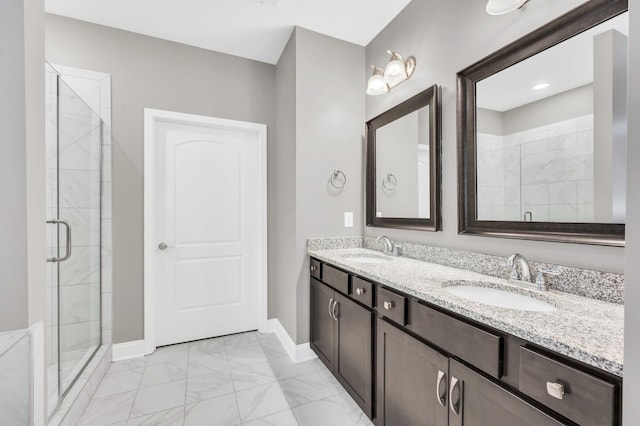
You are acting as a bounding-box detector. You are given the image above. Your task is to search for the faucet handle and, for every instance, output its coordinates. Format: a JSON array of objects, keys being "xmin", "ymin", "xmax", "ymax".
[
  {"xmin": 392, "ymin": 243, "xmax": 402, "ymax": 256},
  {"xmin": 535, "ymin": 267, "xmax": 560, "ymax": 291}
]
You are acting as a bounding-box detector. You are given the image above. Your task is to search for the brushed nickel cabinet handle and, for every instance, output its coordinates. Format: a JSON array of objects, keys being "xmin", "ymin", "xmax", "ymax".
[
  {"xmin": 310, "ymin": 265, "xmax": 317, "ymax": 272},
  {"xmin": 332, "ymin": 300, "xmax": 339, "ymax": 321},
  {"xmin": 546, "ymin": 382, "xmax": 565, "ymax": 400},
  {"xmin": 436, "ymin": 370, "xmax": 447, "ymax": 407},
  {"xmin": 328, "ymin": 298, "xmax": 335, "ymax": 320},
  {"xmin": 449, "ymin": 376, "xmax": 460, "ymax": 415},
  {"xmin": 356, "ymin": 287, "xmax": 366, "ymax": 296},
  {"xmin": 383, "ymin": 300, "xmax": 395, "ymax": 310}
]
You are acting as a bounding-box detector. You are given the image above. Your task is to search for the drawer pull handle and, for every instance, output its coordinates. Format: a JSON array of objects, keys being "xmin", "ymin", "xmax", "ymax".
[
  {"xmin": 356, "ymin": 287, "xmax": 366, "ymax": 296},
  {"xmin": 546, "ymin": 382, "xmax": 564, "ymax": 400},
  {"xmin": 436, "ymin": 370, "xmax": 447, "ymax": 407},
  {"xmin": 310, "ymin": 265, "xmax": 317, "ymax": 272},
  {"xmin": 383, "ymin": 300, "xmax": 395, "ymax": 310},
  {"xmin": 449, "ymin": 376, "xmax": 460, "ymax": 415},
  {"xmin": 332, "ymin": 300, "xmax": 339, "ymax": 321}
]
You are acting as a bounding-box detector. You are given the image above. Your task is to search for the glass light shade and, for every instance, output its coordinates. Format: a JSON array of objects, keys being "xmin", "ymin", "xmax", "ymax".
[
  {"xmin": 384, "ymin": 59, "xmax": 407, "ymax": 85},
  {"xmin": 485, "ymin": 0, "xmax": 528, "ymax": 15},
  {"xmin": 367, "ymin": 74, "xmax": 388, "ymax": 96}
]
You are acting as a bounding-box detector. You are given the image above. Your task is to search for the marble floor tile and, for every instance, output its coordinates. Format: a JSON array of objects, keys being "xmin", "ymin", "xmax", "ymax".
[
  {"xmin": 188, "ymin": 352, "xmax": 230, "ymax": 377},
  {"xmin": 184, "ymin": 393, "xmax": 241, "ymax": 426},
  {"xmin": 243, "ymin": 409, "xmax": 299, "ymax": 426},
  {"xmin": 129, "ymin": 380, "xmax": 186, "ymax": 418},
  {"xmin": 147, "ymin": 343, "xmax": 189, "ymax": 366},
  {"xmin": 78, "ymin": 390, "xmax": 136, "ymax": 426},
  {"xmin": 106, "ymin": 358, "xmax": 148, "ymax": 375},
  {"xmin": 186, "ymin": 370, "xmax": 235, "ymax": 404},
  {"xmin": 227, "ymin": 345, "xmax": 269, "ymax": 368},
  {"xmin": 224, "ymin": 331, "xmax": 259, "ymax": 350},
  {"xmin": 292, "ymin": 397, "xmax": 359, "ymax": 426},
  {"xmin": 82, "ymin": 332, "xmax": 373, "ymax": 426},
  {"xmin": 126, "ymin": 406, "xmax": 184, "ymax": 426},
  {"xmin": 236, "ymin": 381, "xmax": 290, "ymax": 423},
  {"xmin": 279, "ymin": 371, "xmax": 334, "ymax": 407},
  {"xmin": 230, "ymin": 360, "xmax": 277, "ymax": 391},
  {"xmin": 140, "ymin": 358, "xmax": 188, "ymax": 388},
  {"xmin": 189, "ymin": 337, "xmax": 226, "ymax": 358},
  {"xmin": 93, "ymin": 370, "xmax": 143, "ymax": 398}
]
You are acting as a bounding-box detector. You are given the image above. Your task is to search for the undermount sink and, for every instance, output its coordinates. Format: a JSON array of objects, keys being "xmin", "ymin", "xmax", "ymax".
[
  {"xmin": 444, "ymin": 285, "xmax": 557, "ymax": 312},
  {"xmin": 341, "ymin": 254, "xmax": 393, "ymax": 264}
]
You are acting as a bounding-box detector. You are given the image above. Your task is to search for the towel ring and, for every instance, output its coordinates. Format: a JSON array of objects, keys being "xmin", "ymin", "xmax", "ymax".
[
  {"xmin": 330, "ymin": 169, "xmax": 347, "ymax": 189},
  {"xmin": 382, "ymin": 173, "xmax": 397, "ymax": 191}
]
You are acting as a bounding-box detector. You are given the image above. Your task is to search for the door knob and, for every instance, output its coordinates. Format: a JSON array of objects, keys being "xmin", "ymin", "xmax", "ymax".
[{"xmin": 158, "ymin": 242, "xmax": 175, "ymax": 250}]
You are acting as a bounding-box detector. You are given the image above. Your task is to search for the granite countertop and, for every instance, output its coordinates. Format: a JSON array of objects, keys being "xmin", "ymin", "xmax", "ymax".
[{"xmin": 308, "ymin": 247, "xmax": 624, "ymax": 377}]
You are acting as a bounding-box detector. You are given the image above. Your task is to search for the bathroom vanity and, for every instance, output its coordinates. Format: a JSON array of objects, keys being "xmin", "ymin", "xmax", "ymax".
[{"xmin": 308, "ymin": 246, "xmax": 623, "ymax": 426}]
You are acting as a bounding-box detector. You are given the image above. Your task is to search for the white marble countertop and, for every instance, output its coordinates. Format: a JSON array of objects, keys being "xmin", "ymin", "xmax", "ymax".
[{"xmin": 308, "ymin": 248, "xmax": 624, "ymax": 377}]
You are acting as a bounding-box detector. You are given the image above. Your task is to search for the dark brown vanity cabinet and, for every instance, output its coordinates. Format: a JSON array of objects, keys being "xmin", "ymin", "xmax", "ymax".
[
  {"xmin": 376, "ymin": 318, "xmax": 448, "ymax": 426},
  {"xmin": 310, "ymin": 277, "xmax": 373, "ymax": 417},
  {"xmin": 310, "ymin": 259, "xmax": 621, "ymax": 426}
]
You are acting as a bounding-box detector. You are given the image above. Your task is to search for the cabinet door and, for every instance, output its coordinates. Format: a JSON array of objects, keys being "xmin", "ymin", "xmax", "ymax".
[
  {"xmin": 310, "ymin": 278, "xmax": 336, "ymax": 368},
  {"xmin": 334, "ymin": 293, "xmax": 373, "ymax": 418},
  {"xmin": 376, "ymin": 318, "xmax": 448, "ymax": 426},
  {"xmin": 448, "ymin": 359, "xmax": 566, "ymax": 426}
]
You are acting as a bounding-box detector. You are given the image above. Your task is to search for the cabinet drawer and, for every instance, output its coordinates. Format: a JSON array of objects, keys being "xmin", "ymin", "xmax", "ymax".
[
  {"xmin": 519, "ymin": 346, "xmax": 616, "ymax": 426},
  {"xmin": 377, "ymin": 287, "xmax": 407, "ymax": 325},
  {"xmin": 310, "ymin": 258, "xmax": 321, "ymax": 280},
  {"xmin": 350, "ymin": 277, "xmax": 373, "ymax": 308},
  {"xmin": 322, "ymin": 264, "xmax": 349, "ymax": 295},
  {"xmin": 407, "ymin": 300, "xmax": 503, "ymax": 378}
]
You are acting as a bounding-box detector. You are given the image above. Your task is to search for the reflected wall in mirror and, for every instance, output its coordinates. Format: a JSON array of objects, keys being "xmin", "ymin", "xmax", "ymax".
[
  {"xmin": 367, "ymin": 85, "xmax": 441, "ymax": 231},
  {"xmin": 458, "ymin": 0, "xmax": 626, "ymax": 245}
]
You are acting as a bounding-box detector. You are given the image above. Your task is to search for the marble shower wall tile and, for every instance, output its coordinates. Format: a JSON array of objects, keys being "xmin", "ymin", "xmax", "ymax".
[{"xmin": 0, "ymin": 330, "xmax": 30, "ymax": 426}]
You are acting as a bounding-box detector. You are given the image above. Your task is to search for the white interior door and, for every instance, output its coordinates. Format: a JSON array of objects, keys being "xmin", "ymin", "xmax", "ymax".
[{"xmin": 151, "ymin": 112, "xmax": 265, "ymax": 347}]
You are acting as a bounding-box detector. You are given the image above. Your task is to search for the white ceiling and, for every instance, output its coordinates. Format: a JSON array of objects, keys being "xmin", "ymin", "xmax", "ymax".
[
  {"xmin": 45, "ymin": 0, "xmax": 412, "ymax": 65},
  {"xmin": 477, "ymin": 12, "xmax": 629, "ymax": 112}
]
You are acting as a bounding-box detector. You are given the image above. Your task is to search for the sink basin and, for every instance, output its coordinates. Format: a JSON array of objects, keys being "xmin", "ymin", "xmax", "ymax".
[
  {"xmin": 444, "ymin": 285, "xmax": 556, "ymax": 312},
  {"xmin": 341, "ymin": 254, "xmax": 393, "ymax": 264}
]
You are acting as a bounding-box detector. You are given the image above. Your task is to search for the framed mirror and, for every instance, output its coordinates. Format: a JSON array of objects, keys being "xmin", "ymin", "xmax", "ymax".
[
  {"xmin": 366, "ymin": 85, "xmax": 441, "ymax": 231},
  {"xmin": 457, "ymin": 0, "xmax": 627, "ymax": 246}
]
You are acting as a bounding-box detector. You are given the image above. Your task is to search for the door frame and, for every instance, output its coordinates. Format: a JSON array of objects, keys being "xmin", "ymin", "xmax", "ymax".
[{"xmin": 143, "ymin": 108, "xmax": 268, "ymax": 355}]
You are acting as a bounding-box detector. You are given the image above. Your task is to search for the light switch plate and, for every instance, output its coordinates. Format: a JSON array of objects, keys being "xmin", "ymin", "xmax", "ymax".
[{"xmin": 344, "ymin": 212, "xmax": 354, "ymax": 228}]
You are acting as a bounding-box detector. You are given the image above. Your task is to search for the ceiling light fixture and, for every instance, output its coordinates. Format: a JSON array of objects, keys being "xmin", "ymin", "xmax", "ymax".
[
  {"xmin": 531, "ymin": 82, "xmax": 550, "ymax": 91},
  {"xmin": 366, "ymin": 50, "xmax": 416, "ymax": 96},
  {"xmin": 486, "ymin": 0, "xmax": 530, "ymax": 15}
]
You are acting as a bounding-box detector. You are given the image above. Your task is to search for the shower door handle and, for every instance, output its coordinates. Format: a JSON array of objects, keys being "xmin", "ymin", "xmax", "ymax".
[{"xmin": 46, "ymin": 220, "xmax": 72, "ymax": 262}]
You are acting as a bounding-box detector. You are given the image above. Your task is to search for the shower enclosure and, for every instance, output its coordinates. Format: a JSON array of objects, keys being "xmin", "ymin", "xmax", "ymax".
[{"xmin": 45, "ymin": 63, "xmax": 102, "ymax": 414}]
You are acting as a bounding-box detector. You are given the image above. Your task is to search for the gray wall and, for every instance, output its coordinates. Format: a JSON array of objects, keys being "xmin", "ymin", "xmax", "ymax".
[
  {"xmin": 271, "ymin": 32, "xmax": 298, "ymax": 339},
  {"xmin": 624, "ymin": 0, "xmax": 639, "ymax": 423},
  {"xmin": 294, "ymin": 28, "xmax": 365, "ymax": 342},
  {"xmin": 0, "ymin": 0, "xmax": 45, "ymax": 332},
  {"xmin": 45, "ymin": 14, "xmax": 276, "ymax": 343},
  {"xmin": 269, "ymin": 27, "xmax": 365, "ymax": 343},
  {"xmin": 503, "ymin": 84, "xmax": 593, "ymax": 134},
  {"xmin": 365, "ymin": 0, "xmax": 625, "ymax": 274}
]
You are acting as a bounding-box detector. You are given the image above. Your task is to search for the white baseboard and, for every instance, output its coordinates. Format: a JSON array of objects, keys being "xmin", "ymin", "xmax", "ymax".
[
  {"xmin": 264, "ymin": 319, "xmax": 317, "ymax": 364},
  {"xmin": 112, "ymin": 340, "xmax": 146, "ymax": 361}
]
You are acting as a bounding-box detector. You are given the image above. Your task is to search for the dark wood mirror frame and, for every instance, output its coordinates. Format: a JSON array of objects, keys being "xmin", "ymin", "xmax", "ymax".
[
  {"xmin": 457, "ymin": 0, "xmax": 627, "ymax": 246},
  {"xmin": 366, "ymin": 85, "xmax": 442, "ymax": 231}
]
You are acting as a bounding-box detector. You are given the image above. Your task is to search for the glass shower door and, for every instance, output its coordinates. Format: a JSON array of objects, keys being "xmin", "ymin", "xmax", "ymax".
[{"xmin": 46, "ymin": 70, "xmax": 102, "ymax": 407}]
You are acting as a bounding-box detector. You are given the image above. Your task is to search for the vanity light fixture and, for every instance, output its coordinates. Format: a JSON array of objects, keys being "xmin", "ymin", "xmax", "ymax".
[
  {"xmin": 366, "ymin": 50, "xmax": 416, "ymax": 96},
  {"xmin": 486, "ymin": 0, "xmax": 530, "ymax": 15},
  {"xmin": 531, "ymin": 82, "xmax": 550, "ymax": 91}
]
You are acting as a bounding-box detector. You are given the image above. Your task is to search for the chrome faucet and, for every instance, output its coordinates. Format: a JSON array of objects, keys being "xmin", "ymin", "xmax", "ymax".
[
  {"xmin": 376, "ymin": 235, "xmax": 393, "ymax": 253},
  {"xmin": 506, "ymin": 253, "xmax": 532, "ymax": 283}
]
